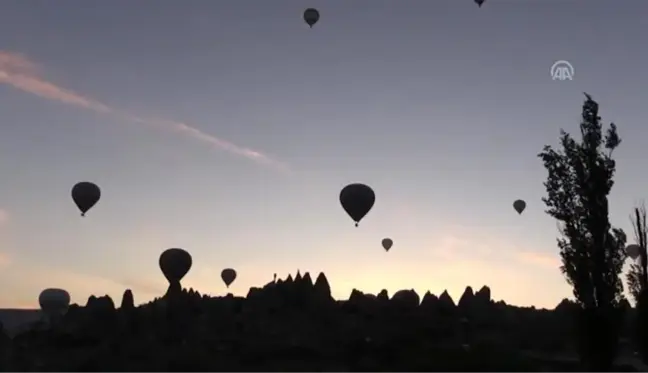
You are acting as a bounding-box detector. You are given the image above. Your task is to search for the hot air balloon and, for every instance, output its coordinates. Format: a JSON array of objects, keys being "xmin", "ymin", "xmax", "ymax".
[
  {"xmin": 475, "ymin": 0, "xmax": 485, "ymax": 7},
  {"xmin": 513, "ymin": 199, "xmax": 526, "ymax": 215},
  {"xmin": 71, "ymin": 182, "xmax": 101, "ymax": 217},
  {"xmin": 340, "ymin": 183, "xmax": 375, "ymax": 227},
  {"xmin": 221, "ymin": 268, "xmax": 237, "ymax": 288},
  {"xmin": 382, "ymin": 238, "xmax": 393, "ymax": 252},
  {"xmin": 626, "ymin": 244, "xmax": 641, "ymax": 260},
  {"xmin": 303, "ymin": 8, "xmax": 319, "ymax": 28},
  {"xmin": 39, "ymin": 288, "xmax": 70, "ymax": 324},
  {"xmin": 159, "ymin": 248, "xmax": 192, "ymax": 284}
]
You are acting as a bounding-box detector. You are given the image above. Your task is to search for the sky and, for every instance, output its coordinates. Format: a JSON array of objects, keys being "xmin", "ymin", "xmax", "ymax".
[{"xmin": 0, "ymin": 0, "xmax": 647, "ymax": 310}]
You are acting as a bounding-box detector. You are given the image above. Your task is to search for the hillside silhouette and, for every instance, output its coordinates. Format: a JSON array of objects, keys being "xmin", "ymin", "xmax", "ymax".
[{"xmin": 0, "ymin": 271, "xmax": 643, "ymax": 371}]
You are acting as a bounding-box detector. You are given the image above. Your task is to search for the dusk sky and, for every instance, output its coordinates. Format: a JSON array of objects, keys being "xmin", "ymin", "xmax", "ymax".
[{"xmin": 1, "ymin": 1, "xmax": 647, "ymax": 309}]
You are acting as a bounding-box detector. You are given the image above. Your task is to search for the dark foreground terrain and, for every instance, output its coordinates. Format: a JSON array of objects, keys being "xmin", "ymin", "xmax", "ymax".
[{"xmin": 0, "ymin": 272, "xmax": 643, "ymax": 371}]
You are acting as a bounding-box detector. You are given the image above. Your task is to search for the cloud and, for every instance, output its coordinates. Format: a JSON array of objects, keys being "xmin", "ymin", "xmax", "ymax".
[
  {"xmin": 0, "ymin": 51, "xmax": 290, "ymax": 172},
  {"xmin": 426, "ymin": 225, "xmax": 562, "ymax": 273},
  {"xmin": 515, "ymin": 251, "xmax": 561, "ymax": 269},
  {"xmin": 1, "ymin": 262, "xmax": 165, "ymax": 308},
  {"xmin": 116, "ymin": 276, "xmax": 166, "ymax": 296},
  {"xmin": 0, "ymin": 252, "xmax": 11, "ymax": 268},
  {"xmin": 0, "ymin": 209, "xmax": 8, "ymax": 226},
  {"xmin": 427, "ymin": 227, "xmax": 505, "ymax": 262}
]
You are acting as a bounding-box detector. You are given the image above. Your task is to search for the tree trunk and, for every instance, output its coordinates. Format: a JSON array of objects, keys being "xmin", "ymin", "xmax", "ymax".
[
  {"xmin": 636, "ymin": 291, "xmax": 648, "ymax": 363},
  {"xmin": 579, "ymin": 307, "xmax": 620, "ymax": 371}
]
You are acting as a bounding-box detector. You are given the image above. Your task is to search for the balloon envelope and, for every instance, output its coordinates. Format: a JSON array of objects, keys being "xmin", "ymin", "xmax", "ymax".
[
  {"xmin": 221, "ymin": 268, "xmax": 237, "ymax": 288},
  {"xmin": 303, "ymin": 8, "xmax": 319, "ymax": 27},
  {"xmin": 475, "ymin": 0, "xmax": 485, "ymax": 7},
  {"xmin": 340, "ymin": 183, "xmax": 375, "ymax": 227},
  {"xmin": 626, "ymin": 244, "xmax": 641, "ymax": 260},
  {"xmin": 513, "ymin": 199, "xmax": 526, "ymax": 214},
  {"xmin": 382, "ymin": 238, "xmax": 393, "ymax": 251},
  {"xmin": 38, "ymin": 288, "xmax": 70, "ymax": 317},
  {"xmin": 71, "ymin": 182, "xmax": 101, "ymax": 216},
  {"xmin": 159, "ymin": 248, "xmax": 192, "ymax": 283}
]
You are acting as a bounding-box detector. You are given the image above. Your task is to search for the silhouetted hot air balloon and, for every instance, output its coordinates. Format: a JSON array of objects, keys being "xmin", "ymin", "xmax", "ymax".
[
  {"xmin": 221, "ymin": 268, "xmax": 237, "ymax": 288},
  {"xmin": 303, "ymin": 8, "xmax": 319, "ymax": 28},
  {"xmin": 340, "ymin": 183, "xmax": 375, "ymax": 227},
  {"xmin": 513, "ymin": 199, "xmax": 526, "ymax": 215},
  {"xmin": 39, "ymin": 288, "xmax": 70, "ymax": 324},
  {"xmin": 71, "ymin": 182, "xmax": 101, "ymax": 217},
  {"xmin": 382, "ymin": 238, "xmax": 393, "ymax": 252},
  {"xmin": 626, "ymin": 244, "xmax": 641, "ymax": 260},
  {"xmin": 475, "ymin": 0, "xmax": 485, "ymax": 7},
  {"xmin": 159, "ymin": 248, "xmax": 192, "ymax": 284}
]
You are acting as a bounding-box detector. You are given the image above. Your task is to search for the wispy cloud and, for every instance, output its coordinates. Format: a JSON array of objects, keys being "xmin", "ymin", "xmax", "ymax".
[
  {"xmin": 0, "ymin": 209, "xmax": 9, "ymax": 226},
  {"xmin": 0, "ymin": 51, "xmax": 290, "ymax": 172},
  {"xmin": 428, "ymin": 225, "xmax": 562, "ymax": 272},
  {"xmin": 515, "ymin": 251, "xmax": 561, "ymax": 269},
  {"xmin": 0, "ymin": 252, "xmax": 11, "ymax": 268},
  {"xmin": 116, "ymin": 276, "xmax": 166, "ymax": 297},
  {"xmin": 1, "ymin": 262, "xmax": 165, "ymax": 308}
]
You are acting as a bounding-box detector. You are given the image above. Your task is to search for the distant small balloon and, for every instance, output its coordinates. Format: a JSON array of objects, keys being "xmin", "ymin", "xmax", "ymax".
[
  {"xmin": 340, "ymin": 183, "xmax": 375, "ymax": 227},
  {"xmin": 382, "ymin": 238, "xmax": 393, "ymax": 252},
  {"xmin": 159, "ymin": 248, "xmax": 192, "ymax": 284},
  {"xmin": 303, "ymin": 8, "xmax": 320, "ymax": 28},
  {"xmin": 221, "ymin": 268, "xmax": 237, "ymax": 288},
  {"xmin": 71, "ymin": 182, "xmax": 101, "ymax": 217},
  {"xmin": 626, "ymin": 244, "xmax": 641, "ymax": 260},
  {"xmin": 475, "ymin": 0, "xmax": 485, "ymax": 7},
  {"xmin": 513, "ymin": 199, "xmax": 526, "ymax": 215}
]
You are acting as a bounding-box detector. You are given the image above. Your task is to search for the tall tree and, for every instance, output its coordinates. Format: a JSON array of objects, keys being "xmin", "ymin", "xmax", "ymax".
[
  {"xmin": 627, "ymin": 204, "xmax": 648, "ymax": 303},
  {"xmin": 627, "ymin": 203, "xmax": 648, "ymax": 362},
  {"xmin": 538, "ymin": 93, "xmax": 626, "ymax": 370}
]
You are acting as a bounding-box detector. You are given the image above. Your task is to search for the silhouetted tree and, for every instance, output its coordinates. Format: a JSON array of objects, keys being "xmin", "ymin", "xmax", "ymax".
[
  {"xmin": 538, "ymin": 93, "xmax": 626, "ymax": 371},
  {"xmin": 627, "ymin": 205, "xmax": 647, "ymax": 302},
  {"xmin": 627, "ymin": 203, "xmax": 648, "ymax": 362}
]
